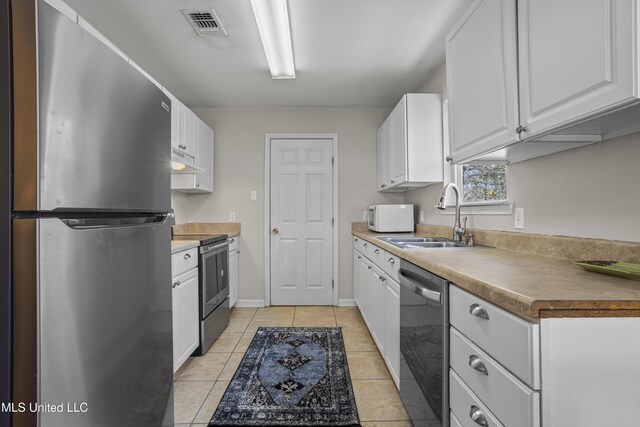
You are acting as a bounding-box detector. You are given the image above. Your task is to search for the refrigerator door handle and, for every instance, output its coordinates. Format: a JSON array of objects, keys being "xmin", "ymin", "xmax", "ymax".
[{"xmin": 60, "ymin": 214, "xmax": 170, "ymax": 229}]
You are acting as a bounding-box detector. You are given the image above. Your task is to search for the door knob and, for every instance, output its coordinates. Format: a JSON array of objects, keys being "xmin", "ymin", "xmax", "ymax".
[{"xmin": 272, "ymin": 227, "xmax": 279, "ymax": 235}]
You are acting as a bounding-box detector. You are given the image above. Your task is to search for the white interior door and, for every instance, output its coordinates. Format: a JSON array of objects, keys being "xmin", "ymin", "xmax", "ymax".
[{"xmin": 270, "ymin": 138, "xmax": 334, "ymax": 305}]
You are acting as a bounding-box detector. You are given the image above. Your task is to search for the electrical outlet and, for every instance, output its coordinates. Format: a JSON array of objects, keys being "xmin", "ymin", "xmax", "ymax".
[
  {"xmin": 250, "ymin": 190, "xmax": 257, "ymax": 201},
  {"xmin": 230, "ymin": 211, "xmax": 236, "ymax": 222},
  {"xmin": 419, "ymin": 210, "xmax": 424, "ymax": 223},
  {"xmin": 514, "ymin": 207, "xmax": 524, "ymax": 229}
]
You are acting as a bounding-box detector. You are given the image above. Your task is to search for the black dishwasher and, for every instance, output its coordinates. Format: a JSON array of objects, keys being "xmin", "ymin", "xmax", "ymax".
[{"xmin": 398, "ymin": 260, "xmax": 449, "ymax": 427}]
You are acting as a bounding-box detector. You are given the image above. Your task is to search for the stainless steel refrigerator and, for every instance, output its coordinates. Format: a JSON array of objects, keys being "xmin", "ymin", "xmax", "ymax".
[{"xmin": 3, "ymin": 1, "xmax": 174, "ymax": 426}]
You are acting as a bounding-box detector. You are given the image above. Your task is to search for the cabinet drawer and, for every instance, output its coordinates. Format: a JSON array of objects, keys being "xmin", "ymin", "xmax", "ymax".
[
  {"xmin": 449, "ymin": 286, "xmax": 540, "ymax": 389},
  {"xmin": 353, "ymin": 236, "xmax": 368, "ymax": 253},
  {"xmin": 450, "ymin": 370, "xmax": 504, "ymax": 427},
  {"xmin": 450, "ymin": 328, "xmax": 540, "ymax": 427},
  {"xmin": 228, "ymin": 236, "xmax": 239, "ymax": 252},
  {"xmin": 366, "ymin": 243, "xmax": 386, "ymax": 265},
  {"xmin": 171, "ymin": 247, "xmax": 198, "ymax": 277},
  {"xmin": 382, "ymin": 252, "xmax": 400, "ymax": 282}
]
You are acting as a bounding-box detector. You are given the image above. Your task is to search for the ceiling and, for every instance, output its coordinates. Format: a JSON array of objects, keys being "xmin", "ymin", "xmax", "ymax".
[{"xmin": 63, "ymin": 0, "xmax": 472, "ymax": 108}]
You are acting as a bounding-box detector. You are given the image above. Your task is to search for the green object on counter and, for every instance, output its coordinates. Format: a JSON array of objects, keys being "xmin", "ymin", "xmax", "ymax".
[{"xmin": 574, "ymin": 261, "xmax": 640, "ymax": 281}]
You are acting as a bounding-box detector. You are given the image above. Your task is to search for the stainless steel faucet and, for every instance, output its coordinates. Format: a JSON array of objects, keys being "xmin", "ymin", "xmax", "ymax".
[{"xmin": 437, "ymin": 183, "xmax": 466, "ymax": 241}]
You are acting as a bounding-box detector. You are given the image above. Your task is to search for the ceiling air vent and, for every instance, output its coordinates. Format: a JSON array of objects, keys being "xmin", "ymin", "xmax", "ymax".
[{"xmin": 182, "ymin": 9, "xmax": 228, "ymax": 37}]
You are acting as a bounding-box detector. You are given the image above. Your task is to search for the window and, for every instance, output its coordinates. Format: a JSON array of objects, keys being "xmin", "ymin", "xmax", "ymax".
[{"xmin": 458, "ymin": 163, "xmax": 507, "ymax": 203}]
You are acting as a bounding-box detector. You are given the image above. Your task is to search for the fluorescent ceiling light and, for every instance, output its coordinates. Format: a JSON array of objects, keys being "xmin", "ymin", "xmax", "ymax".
[{"xmin": 250, "ymin": 0, "xmax": 296, "ymax": 79}]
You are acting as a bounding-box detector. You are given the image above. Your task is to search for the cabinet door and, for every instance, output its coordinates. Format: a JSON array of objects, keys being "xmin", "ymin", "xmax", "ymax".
[
  {"xmin": 376, "ymin": 119, "xmax": 390, "ymax": 191},
  {"xmin": 391, "ymin": 98, "xmax": 407, "ymax": 186},
  {"xmin": 359, "ymin": 257, "xmax": 373, "ymax": 328},
  {"xmin": 163, "ymin": 89, "xmax": 182, "ymax": 152},
  {"xmin": 353, "ymin": 250, "xmax": 361, "ymax": 308},
  {"xmin": 180, "ymin": 107, "xmax": 197, "ymax": 159},
  {"xmin": 229, "ymin": 250, "xmax": 238, "ymax": 308},
  {"xmin": 446, "ymin": 0, "xmax": 519, "ymax": 163},
  {"xmin": 517, "ymin": 0, "xmax": 635, "ymax": 138},
  {"xmin": 384, "ymin": 279, "xmax": 400, "ymax": 387},
  {"xmin": 172, "ymin": 268, "xmax": 199, "ymax": 373},
  {"xmin": 371, "ymin": 266, "xmax": 386, "ymax": 352},
  {"xmin": 195, "ymin": 118, "xmax": 214, "ymax": 192}
]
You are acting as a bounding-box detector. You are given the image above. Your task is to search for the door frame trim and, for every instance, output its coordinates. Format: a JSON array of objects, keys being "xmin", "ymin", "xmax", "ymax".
[{"xmin": 263, "ymin": 133, "xmax": 339, "ymax": 307}]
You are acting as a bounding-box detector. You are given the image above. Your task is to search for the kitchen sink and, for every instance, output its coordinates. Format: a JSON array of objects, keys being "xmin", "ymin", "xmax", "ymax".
[{"xmin": 377, "ymin": 236, "xmax": 486, "ymax": 249}]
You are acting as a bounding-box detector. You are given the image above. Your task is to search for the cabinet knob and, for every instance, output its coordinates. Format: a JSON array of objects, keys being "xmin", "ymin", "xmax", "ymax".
[
  {"xmin": 469, "ymin": 303, "xmax": 490, "ymax": 320},
  {"xmin": 368, "ymin": 266, "xmax": 372, "ymax": 270},
  {"xmin": 469, "ymin": 355, "xmax": 489, "ymax": 375},
  {"xmin": 388, "ymin": 258, "xmax": 395, "ymax": 264},
  {"xmin": 363, "ymin": 243, "xmax": 368, "ymax": 247},
  {"xmin": 172, "ymin": 281, "xmax": 180, "ymax": 288},
  {"xmin": 374, "ymin": 249, "xmax": 380, "ymax": 255},
  {"xmin": 469, "ymin": 406, "xmax": 488, "ymax": 426},
  {"xmin": 196, "ymin": 183, "xmax": 200, "ymax": 188},
  {"xmin": 516, "ymin": 125, "xmax": 527, "ymax": 134},
  {"xmin": 230, "ymin": 238, "xmax": 235, "ymax": 243},
  {"xmin": 357, "ymin": 256, "xmax": 362, "ymax": 260},
  {"xmin": 183, "ymin": 253, "xmax": 191, "ymax": 259},
  {"xmin": 446, "ymin": 156, "xmax": 453, "ymax": 162},
  {"xmin": 381, "ymin": 184, "xmax": 386, "ymax": 188},
  {"xmin": 390, "ymin": 180, "xmax": 395, "ymax": 184}
]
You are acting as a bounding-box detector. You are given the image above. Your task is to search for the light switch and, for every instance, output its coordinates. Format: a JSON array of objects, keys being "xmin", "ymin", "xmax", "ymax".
[
  {"xmin": 363, "ymin": 211, "xmax": 368, "ymax": 221},
  {"xmin": 230, "ymin": 211, "xmax": 236, "ymax": 222},
  {"xmin": 250, "ymin": 190, "xmax": 257, "ymax": 201},
  {"xmin": 419, "ymin": 210, "xmax": 424, "ymax": 223}
]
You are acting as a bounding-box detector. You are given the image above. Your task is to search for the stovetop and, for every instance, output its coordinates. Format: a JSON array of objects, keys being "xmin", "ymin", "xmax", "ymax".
[{"xmin": 172, "ymin": 233, "xmax": 228, "ymax": 246}]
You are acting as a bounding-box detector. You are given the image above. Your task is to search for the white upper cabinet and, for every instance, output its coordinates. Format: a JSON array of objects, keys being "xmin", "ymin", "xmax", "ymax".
[
  {"xmin": 180, "ymin": 107, "xmax": 198, "ymax": 161},
  {"xmin": 517, "ymin": 0, "xmax": 635, "ymax": 137},
  {"xmin": 377, "ymin": 94, "xmax": 443, "ymax": 192},
  {"xmin": 171, "ymin": 117, "xmax": 214, "ymax": 193},
  {"xmin": 446, "ymin": 0, "xmax": 519, "ymax": 164},
  {"xmin": 195, "ymin": 118, "xmax": 214, "ymax": 192},
  {"xmin": 163, "ymin": 89, "xmax": 183, "ymax": 152},
  {"xmin": 447, "ymin": 0, "xmax": 640, "ymax": 164}
]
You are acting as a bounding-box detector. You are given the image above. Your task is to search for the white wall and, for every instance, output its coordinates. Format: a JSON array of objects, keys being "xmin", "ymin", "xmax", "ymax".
[
  {"xmin": 171, "ymin": 191, "xmax": 189, "ymax": 225},
  {"xmin": 184, "ymin": 107, "xmax": 403, "ymax": 302},
  {"xmin": 406, "ymin": 62, "xmax": 640, "ymax": 242}
]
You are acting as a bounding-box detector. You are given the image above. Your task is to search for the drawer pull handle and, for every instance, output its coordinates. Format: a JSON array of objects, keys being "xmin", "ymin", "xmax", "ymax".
[
  {"xmin": 469, "ymin": 303, "xmax": 490, "ymax": 320},
  {"xmin": 230, "ymin": 238, "xmax": 235, "ymax": 243},
  {"xmin": 368, "ymin": 266, "xmax": 373, "ymax": 270},
  {"xmin": 388, "ymin": 257, "xmax": 395, "ymax": 264},
  {"xmin": 470, "ymin": 405, "xmax": 488, "ymax": 426},
  {"xmin": 355, "ymin": 238, "xmax": 358, "ymax": 242},
  {"xmin": 183, "ymin": 253, "xmax": 191, "ymax": 259},
  {"xmin": 469, "ymin": 355, "xmax": 488, "ymax": 375},
  {"xmin": 173, "ymin": 281, "xmax": 180, "ymax": 288},
  {"xmin": 374, "ymin": 249, "xmax": 380, "ymax": 255},
  {"xmin": 363, "ymin": 243, "xmax": 368, "ymax": 248},
  {"xmin": 357, "ymin": 256, "xmax": 362, "ymax": 260}
]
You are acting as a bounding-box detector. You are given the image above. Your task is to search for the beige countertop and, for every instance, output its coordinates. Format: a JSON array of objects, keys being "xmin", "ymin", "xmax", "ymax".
[
  {"xmin": 171, "ymin": 240, "xmax": 199, "ymax": 254},
  {"xmin": 353, "ymin": 230, "xmax": 640, "ymax": 319}
]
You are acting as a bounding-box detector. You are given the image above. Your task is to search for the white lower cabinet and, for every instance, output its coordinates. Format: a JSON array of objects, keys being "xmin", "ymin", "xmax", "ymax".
[
  {"xmin": 171, "ymin": 263, "xmax": 199, "ymax": 373},
  {"xmin": 353, "ymin": 236, "xmax": 400, "ymax": 390},
  {"xmin": 384, "ymin": 278, "xmax": 400, "ymax": 387},
  {"xmin": 450, "ymin": 285, "xmax": 640, "ymax": 427},
  {"xmin": 228, "ymin": 237, "xmax": 239, "ymax": 308}
]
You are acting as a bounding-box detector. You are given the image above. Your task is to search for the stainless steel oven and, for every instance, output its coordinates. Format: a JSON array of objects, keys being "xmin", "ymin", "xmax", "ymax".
[
  {"xmin": 398, "ymin": 260, "xmax": 449, "ymax": 427},
  {"xmin": 193, "ymin": 237, "xmax": 230, "ymax": 355}
]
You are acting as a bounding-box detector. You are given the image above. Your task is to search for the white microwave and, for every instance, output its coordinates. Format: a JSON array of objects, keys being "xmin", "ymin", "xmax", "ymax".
[{"xmin": 368, "ymin": 204, "xmax": 414, "ymax": 232}]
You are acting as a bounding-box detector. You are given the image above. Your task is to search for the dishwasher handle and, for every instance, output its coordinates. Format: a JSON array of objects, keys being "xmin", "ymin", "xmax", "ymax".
[{"xmin": 398, "ymin": 269, "xmax": 443, "ymax": 304}]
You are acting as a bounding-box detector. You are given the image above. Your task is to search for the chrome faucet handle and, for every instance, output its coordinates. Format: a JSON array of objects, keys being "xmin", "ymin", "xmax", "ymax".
[{"xmin": 462, "ymin": 216, "xmax": 468, "ymax": 231}]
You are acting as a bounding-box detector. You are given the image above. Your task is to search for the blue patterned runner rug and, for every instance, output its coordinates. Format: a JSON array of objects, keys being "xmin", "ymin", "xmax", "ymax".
[{"xmin": 210, "ymin": 327, "xmax": 360, "ymax": 426}]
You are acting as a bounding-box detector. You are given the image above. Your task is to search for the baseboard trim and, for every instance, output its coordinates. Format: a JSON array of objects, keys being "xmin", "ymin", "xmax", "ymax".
[
  {"xmin": 235, "ymin": 299, "xmax": 266, "ymax": 308},
  {"xmin": 338, "ymin": 299, "xmax": 356, "ymax": 307}
]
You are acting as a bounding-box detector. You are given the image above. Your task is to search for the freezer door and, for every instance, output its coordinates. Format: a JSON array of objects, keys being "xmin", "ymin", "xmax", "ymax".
[
  {"xmin": 36, "ymin": 1, "xmax": 170, "ymax": 211},
  {"xmin": 38, "ymin": 217, "xmax": 173, "ymax": 427}
]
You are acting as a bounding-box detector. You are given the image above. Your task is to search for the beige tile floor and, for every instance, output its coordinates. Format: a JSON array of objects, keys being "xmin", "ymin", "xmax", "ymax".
[{"xmin": 173, "ymin": 305, "xmax": 410, "ymax": 426}]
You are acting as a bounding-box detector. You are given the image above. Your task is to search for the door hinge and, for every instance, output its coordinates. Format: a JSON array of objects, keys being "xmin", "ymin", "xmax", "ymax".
[
  {"xmin": 332, "ymin": 157, "xmax": 334, "ymax": 166},
  {"xmin": 332, "ymin": 218, "xmax": 334, "ymax": 227},
  {"xmin": 332, "ymin": 279, "xmax": 334, "ymax": 289}
]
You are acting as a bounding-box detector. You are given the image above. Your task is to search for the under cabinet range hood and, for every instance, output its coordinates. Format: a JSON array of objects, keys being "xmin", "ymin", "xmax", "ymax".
[{"xmin": 171, "ymin": 148, "xmax": 204, "ymax": 174}]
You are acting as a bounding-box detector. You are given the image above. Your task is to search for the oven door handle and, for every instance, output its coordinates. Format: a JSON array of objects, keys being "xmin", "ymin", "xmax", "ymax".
[
  {"xmin": 398, "ymin": 270, "xmax": 442, "ymax": 304},
  {"xmin": 201, "ymin": 242, "xmax": 230, "ymax": 254}
]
